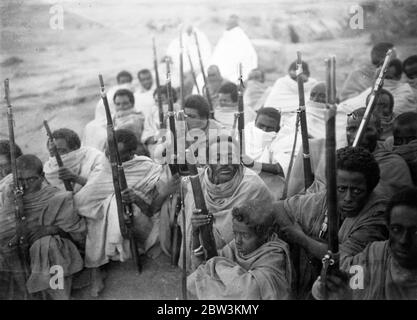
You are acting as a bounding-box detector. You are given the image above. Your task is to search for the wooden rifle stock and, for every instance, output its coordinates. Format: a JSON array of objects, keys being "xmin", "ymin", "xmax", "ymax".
[
  {"xmin": 43, "ymin": 120, "xmax": 73, "ymax": 191},
  {"xmin": 352, "ymin": 49, "xmax": 393, "ymax": 147},
  {"xmin": 152, "ymin": 37, "xmax": 165, "ymax": 129},
  {"xmin": 296, "ymin": 52, "xmax": 314, "ymax": 190},
  {"xmin": 193, "ymin": 31, "xmax": 214, "ymax": 118},
  {"xmin": 186, "ymin": 149, "xmax": 217, "ymax": 260},
  {"xmin": 5, "ymin": 79, "xmax": 32, "ymax": 299},
  {"xmin": 99, "ymin": 75, "xmax": 141, "ymax": 273}
]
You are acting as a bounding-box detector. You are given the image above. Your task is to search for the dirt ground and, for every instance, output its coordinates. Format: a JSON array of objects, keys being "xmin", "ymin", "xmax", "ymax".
[{"xmin": 1, "ymin": 0, "xmax": 417, "ymax": 300}]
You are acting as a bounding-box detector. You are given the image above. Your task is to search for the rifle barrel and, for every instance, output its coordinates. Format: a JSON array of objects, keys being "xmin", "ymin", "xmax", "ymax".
[
  {"xmin": 166, "ymin": 60, "xmax": 179, "ymax": 175},
  {"xmin": 153, "ymin": 37, "xmax": 165, "ymax": 129},
  {"xmin": 325, "ymin": 56, "xmax": 339, "ymax": 265},
  {"xmin": 193, "ymin": 31, "xmax": 213, "ymax": 118},
  {"xmin": 4, "ymin": 79, "xmax": 32, "ymax": 299},
  {"xmin": 296, "ymin": 51, "xmax": 314, "ymax": 190},
  {"xmin": 99, "ymin": 75, "xmax": 141, "ymax": 272},
  {"xmin": 237, "ymin": 63, "xmax": 245, "ymax": 158},
  {"xmin": 352, "ymin": 49, "xmax": 393, "ymax": 147},
  {"xmin": 43, "ymin": 120, "xmax": 73, "ymax": 191}
]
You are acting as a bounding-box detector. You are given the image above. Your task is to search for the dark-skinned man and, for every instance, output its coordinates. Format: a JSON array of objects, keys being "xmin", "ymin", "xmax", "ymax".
[
  {"xmin": 274, "ymin": 146, "xmax": 389, "ymax": 299},
  {"xmin": 0, "ymin": 140, "xmax": 23, "ymax": 208},
  {"xmin": 312, "ymin": 187, "xmax": 417, "ymax": 300},
  {"xmin": 178, "ymin": 134, "xmax": 274, "ymax": 271},
  {"xmin": 43, "ymin": 128, "xmax": 104, "ymax": 193},
  {"xmin": 74, "ymin": 129, "xmax": 179, "ymax": 297},
  {"xmin": 403, "ymin": 55, "xmax": 417, "ymax": 100},
  {"xmin": 0, "ymin": 154, "xmax": 85, "ymax": 299},
  {"xmin": 288, "ymin": 107, "xmax": 413, "ymax": 198},
  {"xmin": 384, "ymin": 112, "xmax": 417, "ymax": 185},
  {"xmin": 340, "ymin": 42, "xmax": 395, "ymax": 101}
]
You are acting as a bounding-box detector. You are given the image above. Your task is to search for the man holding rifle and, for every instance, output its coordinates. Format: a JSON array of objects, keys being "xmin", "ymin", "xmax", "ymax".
[
  {"xmin": 273, "ymin": 146, "xmax": 389, "ymax": 299},
  {"xmin": 288, "ymin": 107, "xmax": 413, "ymax": 198},
  {"xmin": 0, "ymin": 154, "xmax": 86, "ymax": 299},
  {"xmin": 312, "ymin": 187, "xmax": 417, "ymax": 300},
  {"xmin": 74, "ymin": 129, "xmax": 179, "ymax": 297},
  {"xmin": 43, "ymin": 128, "xmax": 104, "ymax": 194},
  {"xmin": 178, "ymin": 134, "xmax": 273, "ymax": 271}
]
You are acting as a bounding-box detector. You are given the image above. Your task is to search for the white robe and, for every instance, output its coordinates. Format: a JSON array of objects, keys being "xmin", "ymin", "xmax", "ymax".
[
  {"xmin": 338, "ymin": 79, "xmax": 417, "ymax": 115},
  {"xmin": 134, "ymin": 84, "xmax": 155, "ymax": 117},
  {"xmin": 166, "ymin": 28, "xmax": 211, "ymax": 76},
  {"xmin": 209, "ymin": 26, "xmax": 258, "ymax": 82},
  {"xmin": 245, "ymin": 120, "xmax": 301, "ymax": 176},
  {"xmin": 264, "ymin": 75, "xmax": 318, "ymax": 113},
  {"xmin": 43, "ymin": 146, "xmax": 105, "ymax": 194},
  {"xmin": 213, "ymin": 106, "xmax": 256, "ymax": 131}
]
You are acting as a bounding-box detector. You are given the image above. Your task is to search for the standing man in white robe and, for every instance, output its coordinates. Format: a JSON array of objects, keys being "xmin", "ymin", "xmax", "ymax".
[{"xmin": 209, "ymin": 15, "xmax": 257, "ymax": 83}]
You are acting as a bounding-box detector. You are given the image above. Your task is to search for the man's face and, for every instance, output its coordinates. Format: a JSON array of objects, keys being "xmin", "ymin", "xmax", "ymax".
[
  {"xmin": 218, "ymin": 93, "xmax": 236, "ymax": 109},
  {"xmin": 139, "ymin": 72, "xmax": 153, "ymax": 91},
  {"xmin": 115, "ymin": 95, "xmax": 133, "ymax": 112},
  {"xmin": 404, "ymin": 62, "xmax": 417, "ymax": 80},
  {"xmin": 105, "ymin": 142, "xmax": 133, "ymax": 163},
  {"xmin": 0, "ymin": 154, "xmax": 11, "ymax": 180},
  {"xmin": 117, "ymin": 75, "xmax": 132, "ymax": 85},
  {"xmin": 207, "ymin": 67, "xmax": 221, "ymax": 83},
  {"xmin": 17, "ymin": 168, "xmax": 43, "ymax": 194},
  {"xmin": 310, "ymin": 89, "xmax": 326, "ymax": 104},
  {"xmin": 255, "ymin": 114, "xmax": 280, "ymax": 133},
  {"xmin": 336, "ymin": 170, "xmax": 369, "ymax": 218},
  {"xmin": 393, "ymin": 123, "xmax": 417, "ymax": 146},
  {"xmin": 118, "ymin": 142, "xmax": 133, "ymax": 163},
  {"xmin": 48, "ymin": 138, "xmax": 71, "ymax": 157},
  {"xmin": 373, "ymin": 94, "xmax": 392, "ymax": 118},
  {"xmin": 208, "ymin": 142, "xmax": 239, "ymax": 184},
  {"xmin": 184, "ymin": 107, "xmax": 207, "ymax": 131},
  {"xmin": 233, "ymin": 219, "xmax": 264, "ymax": 257},
  {"xmin": 389, "ymin": 205, "xmax": 417, "ymax": 269},
  {"xmin": 385, "ymin": 65, "xmax": 399, "ymax": 80},
  {"xmin": 154, "ymin": 93, "xmax": 168, "ymax": 106},
  {"xmin": 346, "ymin": 115, "xmax": 380, "ymax": 152}
]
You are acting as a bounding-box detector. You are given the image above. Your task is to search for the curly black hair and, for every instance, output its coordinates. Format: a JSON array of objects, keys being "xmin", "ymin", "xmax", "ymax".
[
  {"xmin": 232, "ymin": 199, "xmax": 276, "ymax": 239},
  {"xmin": 337, "ymin": 146, "xmax": 380, "ymax": 193},
  {"xmin": 51, "ymin": 128, "xmax": 81, "ymax": 151}
]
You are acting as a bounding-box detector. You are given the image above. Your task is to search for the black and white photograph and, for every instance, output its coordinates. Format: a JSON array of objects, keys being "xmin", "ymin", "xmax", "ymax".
[{"xmin": 0, "ymin": 0, "xmax": 416, "ymax": 305}]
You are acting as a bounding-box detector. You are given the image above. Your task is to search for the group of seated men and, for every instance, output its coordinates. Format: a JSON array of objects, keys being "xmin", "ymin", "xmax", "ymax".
[{"xmin": 0, "ymin": 41, "xmax": 416, "ymax": 300}]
